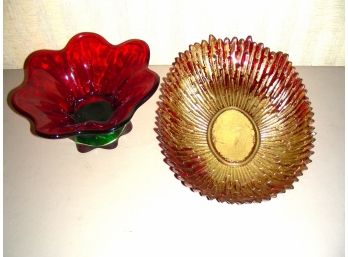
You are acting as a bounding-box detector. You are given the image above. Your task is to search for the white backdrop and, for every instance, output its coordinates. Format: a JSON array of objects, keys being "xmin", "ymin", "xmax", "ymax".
[{"xmin": 4, "ymin": 0, "xmax": 344, "ymax": 68}]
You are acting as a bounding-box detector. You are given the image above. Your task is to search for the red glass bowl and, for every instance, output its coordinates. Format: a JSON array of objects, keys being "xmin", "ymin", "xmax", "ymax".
[{"xmin": 11, "ymin": 32, "xmax": 159, "ymax": 152}]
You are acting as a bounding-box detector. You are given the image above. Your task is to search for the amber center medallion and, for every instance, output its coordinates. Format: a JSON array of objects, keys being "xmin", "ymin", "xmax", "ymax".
[{"xmin": 208, "ymin": 107, "xmax": 260, "ymax": 166}]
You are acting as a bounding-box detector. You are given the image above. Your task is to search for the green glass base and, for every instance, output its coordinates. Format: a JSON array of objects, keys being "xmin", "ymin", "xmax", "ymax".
[
  {"xmin": 74, "ymin": 126, "xmax": 124, "ymax": 147},
  {"xmin": 71, "ymin": 122, "xmax": 132, "ymax": 153}
]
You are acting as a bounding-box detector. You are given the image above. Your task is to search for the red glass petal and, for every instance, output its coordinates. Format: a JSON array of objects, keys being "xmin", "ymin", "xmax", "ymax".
[{"xmin": 11, "ymin": 32, "xmax": 159, "ymax": 138}]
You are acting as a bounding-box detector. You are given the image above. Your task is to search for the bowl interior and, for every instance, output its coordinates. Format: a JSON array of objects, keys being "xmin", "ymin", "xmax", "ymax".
[
  {"xmin": 156, "ymin": 35, "xmax": 314, "ymax": 203},
  {"xmin": 11, "ymin": 33, "xmax": 159, "ymax": 138}
]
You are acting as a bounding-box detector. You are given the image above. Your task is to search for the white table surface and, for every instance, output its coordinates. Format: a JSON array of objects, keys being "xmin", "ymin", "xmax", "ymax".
[{"xmin": 4, "ymin": 66, "xmax": 344, "ymax": 257}]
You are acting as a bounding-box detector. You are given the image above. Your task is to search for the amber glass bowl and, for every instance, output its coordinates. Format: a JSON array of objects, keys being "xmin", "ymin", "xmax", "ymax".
[{"xmin": 155, "ymin": 35, "xmax": 315, "ymax": 203}]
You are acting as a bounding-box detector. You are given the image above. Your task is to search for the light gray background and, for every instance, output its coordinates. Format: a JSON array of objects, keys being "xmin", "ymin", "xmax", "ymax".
[{"xmin": 4, "ymin": 67, "xmax": 344, "ymax": 257}]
